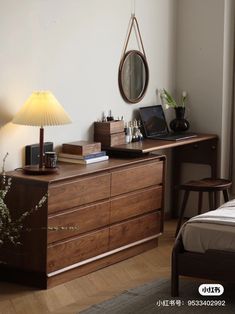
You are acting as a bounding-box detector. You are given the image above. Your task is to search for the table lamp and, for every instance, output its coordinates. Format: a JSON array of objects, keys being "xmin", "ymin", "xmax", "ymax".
[{"xmin": 12, "ymin": 91, "xmax": 72, "ymax": 174}]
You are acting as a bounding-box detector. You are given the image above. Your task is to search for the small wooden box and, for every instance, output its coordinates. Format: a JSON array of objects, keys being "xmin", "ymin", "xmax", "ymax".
[
  {"xmin": 94, "ymin": 121, "xmax": 124, "ymax": 135},
  {"xmin": 94, "ymin": 132, "xmax": 125, "ymax": 147},
  {"xmin": 62, "ymin": 141, "xmax": 101, "ymax": 155}
]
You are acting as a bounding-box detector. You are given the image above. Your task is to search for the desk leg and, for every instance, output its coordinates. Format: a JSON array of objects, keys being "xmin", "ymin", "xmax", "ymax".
[
  {"xmin": 171, "ymin": 138, "xmax": 218, "ymax": 218},
  {"xmin": 172, "ymin": 151, "xmax": 182, "ymax": 218}
]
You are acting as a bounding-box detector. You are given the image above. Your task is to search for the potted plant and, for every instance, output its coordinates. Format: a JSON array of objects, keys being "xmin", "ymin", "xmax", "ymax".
[{"xmin": 160, "ymin": 89, "xmax": 190, "ymax": 132}]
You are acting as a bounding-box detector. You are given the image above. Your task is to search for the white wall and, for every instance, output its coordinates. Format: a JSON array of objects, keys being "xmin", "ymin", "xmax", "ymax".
[
  {"xmin": 176, "ymin": 0, "xmax": 228, "ymax": 215},
  {"xmin": 0, "ymin": 0, "xmax": 177, "ymax": 170},
  {"xmin": 176, "ymin": 0, "xmax": 225, "ymax": 135}
]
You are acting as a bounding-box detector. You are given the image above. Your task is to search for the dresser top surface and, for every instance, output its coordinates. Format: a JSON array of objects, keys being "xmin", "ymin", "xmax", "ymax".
[{"xmin": 7, "ymin": 154, "xmax": 165, "ymax": 184}]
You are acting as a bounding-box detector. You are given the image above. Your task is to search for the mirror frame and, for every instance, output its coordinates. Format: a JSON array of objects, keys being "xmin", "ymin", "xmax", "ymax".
[{"xmin": 118, "ymin": 50, "xmax": 149, "ymax": 104}]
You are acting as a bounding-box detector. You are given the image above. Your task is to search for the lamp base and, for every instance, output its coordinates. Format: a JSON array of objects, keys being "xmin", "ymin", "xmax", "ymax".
[{"xmin": 23, "ymin": 165, "xmax": 59, "ymax": 175}]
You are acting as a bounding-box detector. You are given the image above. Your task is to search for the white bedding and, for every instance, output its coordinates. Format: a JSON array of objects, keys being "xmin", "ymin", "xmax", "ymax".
[{"xmin": 181, "ymin": 199, "xmax": 235, "ymax": 253}]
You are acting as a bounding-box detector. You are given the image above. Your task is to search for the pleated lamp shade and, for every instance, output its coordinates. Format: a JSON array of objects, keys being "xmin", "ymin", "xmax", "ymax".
[
  {"xmin": 12, "ymin": 91, "xmax": 72, "ymax": 126},
  {"xmin": 12, "ymin": 91, "xmax": 72, "ymax": 174}
]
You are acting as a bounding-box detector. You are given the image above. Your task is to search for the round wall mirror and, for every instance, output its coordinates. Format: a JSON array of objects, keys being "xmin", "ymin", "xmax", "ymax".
[{"xmin": 118, "ymin": 50, "xmax": 149, "ymax": 104}]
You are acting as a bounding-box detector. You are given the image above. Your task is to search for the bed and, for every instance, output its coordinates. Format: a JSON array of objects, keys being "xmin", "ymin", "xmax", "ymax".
[{"xmin": 171, "ymin": 200, "xmax": 235, "ymax": 297}]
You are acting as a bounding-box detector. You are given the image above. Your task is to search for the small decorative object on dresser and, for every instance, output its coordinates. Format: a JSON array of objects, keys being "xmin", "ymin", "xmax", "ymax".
[
  {"xmin": 44, "ymin": 152, "xmax": 57, "ymax": 168},
  {"xmin": 94, "ymin": 120, "xmax": 125, "ymax": 148},
  {"xmin": 59, "ymin": 140, "xmax": 109, "ymax": 164},
  {"xmin": 62, "ymin": 140, "xmax": 101, "ymax": 155}
]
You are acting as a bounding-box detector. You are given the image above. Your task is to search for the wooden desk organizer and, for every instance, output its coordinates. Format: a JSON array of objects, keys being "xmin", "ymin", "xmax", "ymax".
[{"xmin": 94, "ymin": 121, "xmax": 125, "ymax": 147}]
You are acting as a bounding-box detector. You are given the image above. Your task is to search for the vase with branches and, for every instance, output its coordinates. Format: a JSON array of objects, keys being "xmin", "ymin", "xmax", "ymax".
[
  {"xmin": 0, "ymin": 153, "xmax": 47, "ymax": 247},
  {"xmin": 160, "ymin": 89, "xmax": 190, "ymax": 132}
]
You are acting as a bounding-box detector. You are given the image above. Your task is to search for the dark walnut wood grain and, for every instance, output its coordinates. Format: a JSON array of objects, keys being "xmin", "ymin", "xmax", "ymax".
[
  {"xmin": 47, "ymin": 229, "xmax": 109, "ymax": 272},
  {"xmin": 110, "ymin": 186, "xmax": 162, "ymax": 223},
  {"xmin": 94, "ymin": 121, "xmax": 124, "ymax": 135},
  {"xmin": 2, "ymin": 154, "xmax": 165, "ymax": 288},
  {"xmin": 7, "ymin": 154, "xmax": 162, "ymax": 183},
  {"xmin": 48, "ymin": 173, "xmax": 110, "ymax": 213},
  {"xmin": 111, "ymin": 161, "xmax": 163, "ymax": 196},
  {"xmin": 107, "ymin": 134, "xmax": 218, "ymax": 154},
  {"xmin": 1, "ymin": 135, "xmax": 219, "ymax": 288},
  {"xmin": 47, "ymin": 239, "xmax": 157, "ymax": 288},
  {"xmin": 48, "ymin": 201, "xmax": 110, "ymax": 243},
  {"xmin": 109, "ymin": 212, "xmax": 161, "ymax": 250},
  {"xmin": 0, "ymin": 177, "xmax": 48, "ymax": 273},
  {"xmin": 94, "ymin": 132, "xmax": 126, "ymax": 147}
]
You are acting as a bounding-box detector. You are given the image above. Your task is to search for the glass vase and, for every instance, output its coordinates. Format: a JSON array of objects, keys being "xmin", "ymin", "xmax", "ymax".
[{"xmin": 170, "ymin": 107, "xmax": 189, "ymax": 132}]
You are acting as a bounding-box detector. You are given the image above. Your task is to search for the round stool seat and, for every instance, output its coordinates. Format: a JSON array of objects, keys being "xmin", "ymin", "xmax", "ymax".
[
  {"xmin": 175, "ymin": 177, "xmax": 232, "ymax": 237},
  {"xmin": 179, "ymin": 178, "xmax": 232, "ymax": 192}
]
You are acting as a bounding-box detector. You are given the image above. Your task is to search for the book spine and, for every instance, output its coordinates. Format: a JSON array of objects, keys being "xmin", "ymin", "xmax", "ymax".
[
  {"xmin": 85, "ymin": 156, "xmax": 108, "ymax": 164},
  {"xmin": 58, "ymin": 155, "xmax": 109, "ymax": 164},
  {"xmin": 58, "ymin": 151, "xmax": 106, "ymax": 160},
  {"xmin": 84, "ymin": 151, "xmax": 106, "ymax": 159}
]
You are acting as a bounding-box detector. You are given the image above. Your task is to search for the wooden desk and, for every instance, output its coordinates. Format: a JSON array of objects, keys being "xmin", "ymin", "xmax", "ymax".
[{"xmin": 107, "ymin": 134, "xmax": 218, "ymax": 217}]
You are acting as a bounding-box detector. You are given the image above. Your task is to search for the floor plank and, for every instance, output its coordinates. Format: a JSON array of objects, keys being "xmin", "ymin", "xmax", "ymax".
[{"xmin": 0, "ymin": 220, "xmax": 177, "ymax": 314}]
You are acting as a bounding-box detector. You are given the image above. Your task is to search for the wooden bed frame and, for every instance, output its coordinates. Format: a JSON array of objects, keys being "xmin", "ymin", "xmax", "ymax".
[{"xmin": 171, "ymin": 234, "xmax": 235, "ymax": 297}]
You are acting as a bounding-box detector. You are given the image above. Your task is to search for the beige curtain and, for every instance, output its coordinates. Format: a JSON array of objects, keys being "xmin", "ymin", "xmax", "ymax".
[{"xmin": 219, "ymin": 0, "xmax": 235, "ymax": 196}]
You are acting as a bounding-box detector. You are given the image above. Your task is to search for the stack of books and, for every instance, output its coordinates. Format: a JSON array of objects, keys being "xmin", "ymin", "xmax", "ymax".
[{"xmin": 58, "ymin": 140, "xmax": 109, "ymax": 164}]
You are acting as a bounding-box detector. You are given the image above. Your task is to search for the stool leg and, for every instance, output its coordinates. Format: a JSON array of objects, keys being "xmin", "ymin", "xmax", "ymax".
[
  {"xmin": 175, "ymin": 191, "xmax": 190, "ymax": 237},
  {"xmin": 208, "ymin": 192, "xmax": 214, "ymax": 210},
  {"xmin": 198, "ymin": 192, "xmax": 203, "ymax": 215},
  {"xmin": 223, "ymin": 190, "xmax": 229, "ymax": 203},
  {"xmin": 214, "ymin": 192, "xmax": 219, "ymax": 208}
]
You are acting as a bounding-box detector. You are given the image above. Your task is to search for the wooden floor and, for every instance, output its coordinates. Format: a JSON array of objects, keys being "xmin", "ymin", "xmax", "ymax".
[{"xmin": 0, "ymin": 220, "xmax": 177, "ymax": 314}]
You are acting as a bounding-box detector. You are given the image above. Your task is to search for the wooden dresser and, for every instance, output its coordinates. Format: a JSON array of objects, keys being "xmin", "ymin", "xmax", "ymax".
[{"xmin": 1, "ymin": 154, "xmax": 165, "ymax": 288}]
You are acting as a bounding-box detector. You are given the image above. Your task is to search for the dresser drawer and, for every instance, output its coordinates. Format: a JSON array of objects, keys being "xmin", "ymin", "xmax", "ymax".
[
  {"xmin": 173, "ymin": 139, "xmax": 217, "ymax": 164},
  {"xmin": 47, "ymin": 228, "xmax": 109, "ymax": 272},
  {"xmin": 48, "ymin": 201, "xmax": 110, "ymax": 243},
  {"xmin": 109, "ymin": 212, "xmax": 161, "ymax": 250},
  {"xmin": 110, "ymin": 186, "xmax": 162, "ymax": 223},
  {"xmin": 111, "ymin": 161, "xmax": 163, "ymax": 196},
  {"xmin": 48, "ymin": 173, "xmax": 110, "ymax": 213}
]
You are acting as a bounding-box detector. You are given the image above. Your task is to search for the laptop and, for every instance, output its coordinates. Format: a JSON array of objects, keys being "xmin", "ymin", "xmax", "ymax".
[{"xmin": 139, "ymin": 105, "xmax": 197, "ymax": 141}]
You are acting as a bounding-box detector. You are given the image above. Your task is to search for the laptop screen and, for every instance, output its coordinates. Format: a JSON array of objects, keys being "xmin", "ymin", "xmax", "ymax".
[{"xmin": 139, "ymin": 105, "xmax": 168, "ymax": 137}]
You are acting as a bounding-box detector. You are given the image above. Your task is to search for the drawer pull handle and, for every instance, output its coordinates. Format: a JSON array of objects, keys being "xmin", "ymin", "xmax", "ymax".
[
  {"xmin": 193, "ymin": 144, "xmax": 198, "ymax": 149},
  {"xmin": 211, "ymin": 145, "xmax": 216, "ymax": 150}
]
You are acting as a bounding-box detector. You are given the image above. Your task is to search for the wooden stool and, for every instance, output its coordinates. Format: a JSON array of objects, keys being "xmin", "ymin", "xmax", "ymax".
[{"xmin": 175, "ymin": 178, "xmax": 232, "ymax": 237}]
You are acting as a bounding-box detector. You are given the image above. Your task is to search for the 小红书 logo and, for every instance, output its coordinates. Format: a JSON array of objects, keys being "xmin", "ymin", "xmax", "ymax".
[{"xmin": 199, "ymin": 284, "xmax": 224, "ymax": 296}]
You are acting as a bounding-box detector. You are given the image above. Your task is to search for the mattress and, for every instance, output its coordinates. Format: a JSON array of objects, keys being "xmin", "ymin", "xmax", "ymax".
[{"xmin": 181, "ymin": 199, "xmax": 235, "ymax": 253}]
